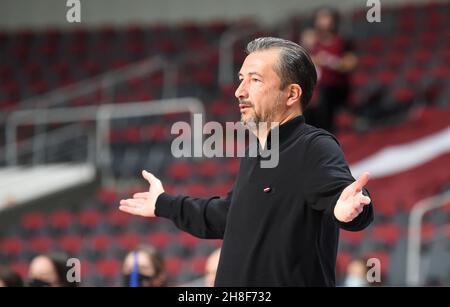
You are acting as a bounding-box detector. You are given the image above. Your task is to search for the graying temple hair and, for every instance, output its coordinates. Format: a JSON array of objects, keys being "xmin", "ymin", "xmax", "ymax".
[{"xmin": 246, "ymin": 37, "xmax": 317, "ymax": 110}]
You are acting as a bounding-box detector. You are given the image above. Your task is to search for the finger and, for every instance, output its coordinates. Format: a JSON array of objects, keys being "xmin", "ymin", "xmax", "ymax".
[
  {"xmin": 351, "ymin": 196, "xmax": 370, "ymax": 211},
  {"xmin": 133, "ymin": 192, "xmax": 150, "ymax": 199},
  {"xmin": 354, "ymin": 171, "xmax": 370, "ymax": 193},
  {"xmin": 119, "ymin": 205, "xmax": 141, "ymax": 216},
  {"xmin": 142, "ymin": 170, "xmax": 158, "ymax": 185},
  {"xmin": 120, "ymin": 198, "xmax": 144, "ymax": 207},
  {"xmin": 120, "ymin": 199, "xmax": 137, "ymax": 207},
  {"xmin": 358, "ymin": 195, "xmax": 371, "ymax": 205}
]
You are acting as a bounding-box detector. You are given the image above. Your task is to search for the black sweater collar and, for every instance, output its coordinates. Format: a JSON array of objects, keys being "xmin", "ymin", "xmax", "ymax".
[{"xmin": 264, "ymin": 115, "xmax": 305, "ymax": 150}]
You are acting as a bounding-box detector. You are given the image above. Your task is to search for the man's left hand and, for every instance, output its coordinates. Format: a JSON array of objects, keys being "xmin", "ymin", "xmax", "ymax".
[{"xmin": 334, "ymin": 172, "xmax": 371, "ymax": 223}]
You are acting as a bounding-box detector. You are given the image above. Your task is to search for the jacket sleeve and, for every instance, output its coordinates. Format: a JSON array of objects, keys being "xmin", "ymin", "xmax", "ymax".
[
  {"xmin": 154, "ymin": 190, "xmax": 232, "ymax": 239},
  {"xmin": 303, "ymin": 134, "xmax": 374, "ymax": 231}
]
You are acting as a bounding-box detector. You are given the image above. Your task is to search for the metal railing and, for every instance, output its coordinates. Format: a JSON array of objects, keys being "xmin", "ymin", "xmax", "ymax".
[
  {"xmin": 218, "ymin": 21, "xmax": 264, "ymax": 87},
  {"xmin": 15, "ymin": 56, "xmax": 177, "ymax": 110},
  {"xmin": 406, "ymin": 190, "xmax": 450, "ymax": 286},
  {"xmin": 4, "ymin": 98, "xmax": 205, "ymax": 184}
]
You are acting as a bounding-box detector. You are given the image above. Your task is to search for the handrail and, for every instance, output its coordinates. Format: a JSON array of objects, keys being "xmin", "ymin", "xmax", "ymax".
[
  {"xmin": 14, "ymin": 56, "xmax": 177, "ymax": 110},
  {"xmin": 218, "ymin": 21, "xmax": 262, "ymax": 86},
  {"xmin": 0, "ymin": 123, "xmax": 85, "ymax": 165},
  {"xmin": 5, "ymin": 98, "xmax": 205, "ymax": 183},
  {"xmin": 406, "ymin": 190, "xmax": 450, "ymax": 286}
]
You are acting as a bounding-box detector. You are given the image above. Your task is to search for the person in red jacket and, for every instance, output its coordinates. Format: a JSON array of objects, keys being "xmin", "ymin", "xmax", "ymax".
[{"xmin": 305, "ymin": 7, "xmax": 358, "ymax": 132}]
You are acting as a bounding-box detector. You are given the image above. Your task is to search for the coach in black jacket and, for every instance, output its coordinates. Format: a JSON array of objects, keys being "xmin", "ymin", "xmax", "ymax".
[{"xmin": 119, "ymin": 37, "xmax": 374, "ymax": 287}]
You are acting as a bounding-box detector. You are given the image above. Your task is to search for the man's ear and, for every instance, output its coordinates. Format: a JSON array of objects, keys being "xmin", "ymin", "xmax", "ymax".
[{"xmin": 286, "ymin": 84, "xmax": 302, "ymax": 107}]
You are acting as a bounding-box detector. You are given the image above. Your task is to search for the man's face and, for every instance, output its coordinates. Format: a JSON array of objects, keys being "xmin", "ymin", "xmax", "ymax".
[{"xmin": 235, "ymin": 49, "xmax": 286, "ymax": 126}]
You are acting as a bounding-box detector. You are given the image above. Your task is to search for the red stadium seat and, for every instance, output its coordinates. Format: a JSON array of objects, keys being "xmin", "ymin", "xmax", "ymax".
[
  {"xmin": 116, "ymin": 233, "xmax": 141, "ymax": 251},
  {"xmin": 358, "ymin": 54, "xmax": 377, "ymax": 71},
  {"xmin": 178, "ymin": 232, "xmax": 201, "ymax": 249},
  {"xmin": 210, "ymin": 181, "xmax": 233, "ymax": 197},
  {"xmin": 367, "ymin": 37, "xmax": 383, "ymax": 52},
  {"xmin": 58, "ymin": 235, "xmax": 83, "ymax": 254},
  {"xmin": 0, "ymin": 237, "xmax": 24, "ymax": 256},
  {"xmin": 141, "ymin": 123, "xmax": 169, "ymax": 142},
  {"xmin": 371, "ymin": 223, "xmax": 402, "ymax": 247},
  {"xmin": 167, "ymin": 161, "xmax": 191, "ymax": 181},
  {"xmin": 77, "ymin": 210, "xmax": 102, "ymax": 229},
  {"xmin": 210, "ymin": 100, "xmax": 230, "ymax": 117},
  {"xmin": 165, "ymin": 257, "xmax": 183, "ymax": 276},
  {"xmin": 88, "ymin": 234, "xmax": 112, "ymax": 253},
  {"xmin": 376, "ymin": 70, "xmax": 396, "ymax": 86},
  {"xmin": 404, "ymin": 68, "xmax": 423, "ymax": 83},
  {"xmin": 147, "ymin": 231, "xmax": 172, "ymax": 249},
  {"xmin": 96, "ymin": 187, "xmax": 118, "ymax": 205},
  {"xmin": 95, "ymin": 258, "xmax": 121, "ymax": 278},
  {"xmin": 21, "ymin": 212, "xmax": 45, "ymax": 232},
  {"xmin": 393, "ymin": 87, "xmax": 414, "ymax": 105},
  {"xmin": 420, "ymin": 223, "xmax": 436, "ymax": 242},
  {"xmin": 340, "ymin": 229, "xmax": 365, "ymax": 246},
  {"xmin": 29, "ymin": 236, "xmax": 53, "ymax": 254},
  {"xmin": 189, "ymin": 256, "xmax": 208, "ymax": 275},
  {"xmin": 49, "ymin": 210, "xmax": 73, "ymax": 230},
  {"xmin": 350, "ymin": 72, "xmax": 369, "ymax": 88},
  {"xmin": 223, "ymin": 158, "xmax": 240, "ymax": 176},
  {"xmin": 106, "ymin": 210, "xmax": 131, "ymax": 228},
  {"xmin": 197, "ymin": 160, "xmax": 220, "ymax": 178},
  {"xmin": 391, "ymin": 35, "xmax": 410, "ymax": 50}
]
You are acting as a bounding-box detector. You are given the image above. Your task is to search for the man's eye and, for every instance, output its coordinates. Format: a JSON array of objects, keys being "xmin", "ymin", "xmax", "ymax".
[{"xmin": 252, "ymin": 78, "xmax": 261, "ymax": 82}]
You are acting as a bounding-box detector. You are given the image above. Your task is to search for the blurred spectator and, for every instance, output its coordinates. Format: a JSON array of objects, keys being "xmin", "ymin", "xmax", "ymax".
[
  {"xmin": 0, "ymin": 267, "xmax": 24, "ymax": 287},
  {"xmin": 304, "ymin": 7, "xmax": 357, "ymax": 132},
  {"xmin": 122, "ymin": 244, "xmax": 167, "ymax": 287},
  {"xmin": 343, "ymin": 258, "xmax": 368, "ymax": 287},
  {"xmin": 205, "ymin": 248, "xmax": 221, "ymax": 287},
  {"xmin": 27, "ymin": 253, "xmax": 77, "ymax": 287},
  {"xmin": 300, "ymin": 28, "xmax": 317, "ymax": 53}
]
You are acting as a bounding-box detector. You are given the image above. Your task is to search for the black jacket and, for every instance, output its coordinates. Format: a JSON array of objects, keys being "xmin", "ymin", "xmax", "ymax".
[{"xmin": 155, "ymin": 115, "xmax": 374, "ymax": 286}]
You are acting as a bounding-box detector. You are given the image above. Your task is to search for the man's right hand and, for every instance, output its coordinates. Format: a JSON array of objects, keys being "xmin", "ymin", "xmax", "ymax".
[{"xmin": 119, "ymin": 170, "xmax": 164, "ymax": 217}]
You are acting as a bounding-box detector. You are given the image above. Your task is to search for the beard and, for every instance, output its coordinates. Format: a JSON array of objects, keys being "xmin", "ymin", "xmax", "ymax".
[{"xmin": 239, "ymin": 93, "xmax": 284, "ymax": 128}]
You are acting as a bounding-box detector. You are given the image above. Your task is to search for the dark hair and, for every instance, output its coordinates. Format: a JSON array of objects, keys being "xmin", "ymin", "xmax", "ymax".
[
  {"xmin": 0, "ymin": 267, "xmax": 24, "ymax": 287},
  {"xmin": 135, "ymin": 244, "xmax": 165, "ymax": 279},
  {"xmin": 246, "ymin": 37, "xmax": 317, "ymax": 111},
  {"xmin": 45, "ymin": 252, "xmax": 78, "ymax": 287}
]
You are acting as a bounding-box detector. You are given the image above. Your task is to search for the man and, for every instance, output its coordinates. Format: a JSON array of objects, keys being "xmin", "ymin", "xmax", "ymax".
[{"xmin": 119, "ymin": 37, "xmax": 373, "ymax": 286}]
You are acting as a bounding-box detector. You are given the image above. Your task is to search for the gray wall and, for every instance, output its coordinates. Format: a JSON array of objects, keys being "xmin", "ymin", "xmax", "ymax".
[{"xmin": 0, "ymin": 0, "xmax": 433, "ymax": 30}]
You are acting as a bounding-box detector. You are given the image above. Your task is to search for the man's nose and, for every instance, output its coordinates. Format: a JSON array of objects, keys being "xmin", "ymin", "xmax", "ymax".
[{"xmin": 235, "ymin": 80, "xmax": 248, "ymax": 100}]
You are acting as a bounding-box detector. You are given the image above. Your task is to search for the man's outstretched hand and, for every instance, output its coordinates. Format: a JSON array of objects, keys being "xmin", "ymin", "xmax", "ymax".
[
  {"xmin": 334, "ymin": 172, "xmax": 371, "ymax": 223},
  {"xmin": 119, "ymin": 170, "xmax": 164, "ymax": 217}
]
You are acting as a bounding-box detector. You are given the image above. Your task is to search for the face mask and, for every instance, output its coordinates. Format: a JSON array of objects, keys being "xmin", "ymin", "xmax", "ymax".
[
  {"xmin": 122, "ymin": 273, "xmax": 156, "ymax": 287},
  {"xmin": 27, "ymin": 278, "xmax": 52, "ymax": 287},
  {"xmin": 344, "ymin": 276, "xmax": 367, "ymax": 287}
]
